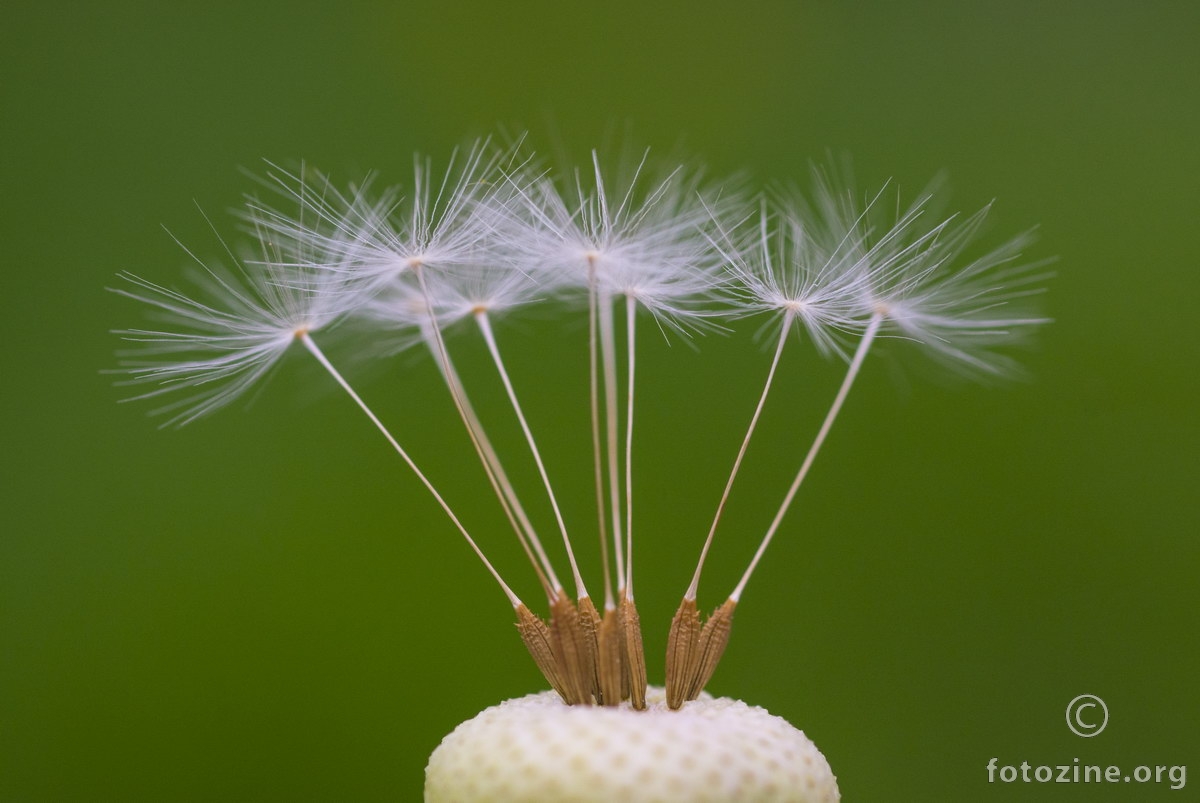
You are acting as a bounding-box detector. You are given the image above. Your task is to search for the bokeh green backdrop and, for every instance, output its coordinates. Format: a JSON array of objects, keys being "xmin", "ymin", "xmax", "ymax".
[{"xmin": 3, "ymin": 1, "xmax": 1197, "ymax": 800}]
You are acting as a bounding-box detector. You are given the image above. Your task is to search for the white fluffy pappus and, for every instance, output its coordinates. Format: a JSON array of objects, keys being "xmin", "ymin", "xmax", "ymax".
[
  {"xmin": 111, "ymin": 217, "xmax": 368, "ymax": 427},
  {"xmin": 833, "ymin": 176, "xmax": 1054, "ymax": 380},
  {"xmin": 713, "ymin": 193, "xmax": 877, "ymax": 360},
  {"xmin": 497, "ymin": 149, "xmax": 739, "ymax": 331}
]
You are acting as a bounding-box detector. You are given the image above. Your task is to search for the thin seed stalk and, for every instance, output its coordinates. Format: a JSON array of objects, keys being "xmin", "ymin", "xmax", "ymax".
[
  {"xmin": 587, "ymin": 261, "xmax": 614, "ymax": 610},
  {"xmin": 299, "ymin": 332, "xmax": 520, "ymax": 607},
  {"xmin": 731, "ymin": 313, "xmax": 883, "ymax": 603},
  {"xmin": 597, "ymin": 287, "xmax": 625, "ymax": 590},
  {"xmin": 475, "ymin": 310, "xmax": 589, "ymax": 600},
  {"xmin": 430, "ymin": 335, "xmax": 558, "ymax": 599},
  {"xmin": 685, "ymin": 314, "xmax": 793, "ymax": 601}
]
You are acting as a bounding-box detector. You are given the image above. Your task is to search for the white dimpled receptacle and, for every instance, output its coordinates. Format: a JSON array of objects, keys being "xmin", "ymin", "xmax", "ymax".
[{"xmin": 425, "ymin": 687, "xmax": 839, "ymax": 802}]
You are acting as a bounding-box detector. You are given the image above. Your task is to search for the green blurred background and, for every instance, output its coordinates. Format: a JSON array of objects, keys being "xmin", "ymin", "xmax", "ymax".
[{"xmin": 3, "ymin": 1, "xmax": 1197, "ymax": 800}]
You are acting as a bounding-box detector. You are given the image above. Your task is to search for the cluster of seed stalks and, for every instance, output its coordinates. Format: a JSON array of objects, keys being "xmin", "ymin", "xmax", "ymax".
[{"xmin": 114, "ymin": 139, "xmax": 1049, "ymax": 711}]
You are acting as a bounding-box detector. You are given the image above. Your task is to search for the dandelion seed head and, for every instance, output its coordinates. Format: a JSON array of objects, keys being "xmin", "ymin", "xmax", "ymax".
[
  {"xmin": 116, "ymin": 141, "xmax": 1051, "ymax": 803},
  {"xmin": 118, "ymin": 144, "xmax": 1049, "ymax": 691}
]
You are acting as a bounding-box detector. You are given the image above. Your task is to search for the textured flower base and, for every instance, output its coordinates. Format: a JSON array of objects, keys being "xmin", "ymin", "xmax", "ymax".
[{"xmin": 425, "ymin": 687, "xmax": 839, "ymax": 802}]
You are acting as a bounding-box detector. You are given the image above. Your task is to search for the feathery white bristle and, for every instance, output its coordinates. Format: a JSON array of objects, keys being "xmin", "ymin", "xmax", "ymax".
[{"xmin": 496, "ymin": 150, "xmax": 736, "ymax": 330}]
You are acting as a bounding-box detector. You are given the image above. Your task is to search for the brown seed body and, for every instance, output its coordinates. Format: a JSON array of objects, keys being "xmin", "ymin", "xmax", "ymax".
[
  {"xmin": 664, "ymin": 597, "xmax": 701, "ymax": 709},
  {"xmin": 549, "ymin": 592, "xmax": 592, "ymax": 705},
  {"xmin": 595, "ymin": 606, "xmax": 624, "ymax": 706},
  {"xmin": 620, "ymin": 595, "xmax": 647, "ymax": 710},
  {"xmin": 515, "ymin": 604, "xmax": 569, "ymax": 702},
  {"xmin": 576, "ymin": 595, "xmax": 603, "ymax": 702},
  {"xmin": 687, "ymin": 598, "xmax": 737, "ymax": 701}
]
